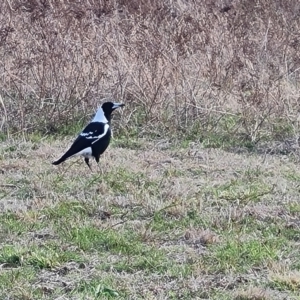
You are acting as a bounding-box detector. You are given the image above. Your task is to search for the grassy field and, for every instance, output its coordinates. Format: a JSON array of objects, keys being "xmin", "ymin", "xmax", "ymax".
[
  {"xmin": 1, "ymin": 1, "xmax": 300, "ymax": 299},
  {"xmin": 1, "ymin": 134, "xmax": 300, "ymax": 299}
]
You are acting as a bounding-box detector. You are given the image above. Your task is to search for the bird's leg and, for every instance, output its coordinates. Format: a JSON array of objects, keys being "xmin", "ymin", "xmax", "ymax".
[
  {"xmin": 95, "ymin": 155, "xmax": 103, "ymax": 174},
  {"xmin": 84, "ymin": 158, "xmax": 92, "ymax": 171}
]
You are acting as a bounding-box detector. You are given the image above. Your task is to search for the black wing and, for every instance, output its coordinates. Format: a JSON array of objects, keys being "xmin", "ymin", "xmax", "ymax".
[
  {"xmin": 77, "ymin": 122, "xmax": 107, "ymax": 143},
  {"xmin": 68, "ymin": 122, "xmax": 108, "ymax": 152},
  {"xmin": 52, "ymin": 122, "xmax": 107, "ymax": 164}
]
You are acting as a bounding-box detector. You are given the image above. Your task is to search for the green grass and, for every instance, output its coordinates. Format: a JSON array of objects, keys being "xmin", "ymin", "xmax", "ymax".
[
  {"xmin": 75, "ymin": 278, "xmax": 123, "ymax": 299},
  {"xmin": 0, "ymin": 137, "xmax": 300, "ymax": 299},
  {"xmin": 0, "ymin": 267, "xmax": 37, "ymax": 295},
  {"xmin": 0, "ymin": 243, "xmax": 82, "ymax": 269},
  {"xmin": 149, "ymin": 208, "xmax": 206, "ymax": 232},
  {"xmin": 1, "ymin": 212, "xmax": 30, "ymax": 231},
  {"xmin": 207, "ymin": 179, "xmax": 273, "ymax": 204},
  {"xmin": 205, "ymin": 237, "xmax": 282, "ymax": 273}
]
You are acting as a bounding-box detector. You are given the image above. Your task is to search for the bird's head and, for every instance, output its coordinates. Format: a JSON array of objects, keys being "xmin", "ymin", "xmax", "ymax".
[{"xmin": 101, "ymin": 102, "xmax": 125, "ymax": 121}]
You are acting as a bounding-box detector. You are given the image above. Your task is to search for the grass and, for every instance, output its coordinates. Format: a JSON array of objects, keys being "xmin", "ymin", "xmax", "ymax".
[
  {"xmin": 0, "ymin": 135, "xmax": 300, "ymax": 299},
  {"xmin": 1, "ymin": 1, "xmax": 300, "ymax": 298}
]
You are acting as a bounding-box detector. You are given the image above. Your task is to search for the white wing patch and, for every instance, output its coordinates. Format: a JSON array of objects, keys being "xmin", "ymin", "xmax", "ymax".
[
  {"xmin": 80, "ymin": 131, "xmax": 94, "ymax": 137},
  {"xmin": 88, "ymin": 123, "xmax": 109, "ymax": 144}
]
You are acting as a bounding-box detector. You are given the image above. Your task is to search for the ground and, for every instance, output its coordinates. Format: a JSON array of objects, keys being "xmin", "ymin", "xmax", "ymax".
[{"xmin": 1, "ymin": 136, "xmax": 300, "ymax": 299}]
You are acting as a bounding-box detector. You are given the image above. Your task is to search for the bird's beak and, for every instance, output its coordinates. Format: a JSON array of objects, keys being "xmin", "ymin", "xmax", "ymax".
[{"xmin": 112, "ymin": 103, "xmax": 125, "ymax": 109}]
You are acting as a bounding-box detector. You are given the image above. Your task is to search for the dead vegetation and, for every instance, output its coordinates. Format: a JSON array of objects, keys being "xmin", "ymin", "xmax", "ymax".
[{"xmin": 1, "ymin": 0, "xmax": 300, "ymax": 144}]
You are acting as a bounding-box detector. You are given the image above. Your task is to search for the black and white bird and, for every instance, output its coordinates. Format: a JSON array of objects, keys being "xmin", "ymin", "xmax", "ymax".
[{"xmin": 52, "ymin": 102, "xmax": 124, "ymax": 170}]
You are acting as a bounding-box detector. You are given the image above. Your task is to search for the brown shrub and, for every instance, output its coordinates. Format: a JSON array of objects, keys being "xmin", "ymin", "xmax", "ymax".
[{"xmin": 0, "ymin": 0, "xmax": 300, "ymax": 142}]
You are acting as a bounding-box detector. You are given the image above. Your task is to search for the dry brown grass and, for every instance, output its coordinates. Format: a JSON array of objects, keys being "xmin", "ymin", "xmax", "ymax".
[
  {"xmin": 0, "ymin": 0, "xmax": 300, "ymax": 143},
  {"xmin": 233, "ymin": 286, "xmax": 274, "ymax": 300}
]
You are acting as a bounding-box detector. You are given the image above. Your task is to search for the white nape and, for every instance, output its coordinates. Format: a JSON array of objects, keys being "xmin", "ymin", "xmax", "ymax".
[{"xmin": 91, "ymin": 107, "xmax": 108, "ymax": 123}]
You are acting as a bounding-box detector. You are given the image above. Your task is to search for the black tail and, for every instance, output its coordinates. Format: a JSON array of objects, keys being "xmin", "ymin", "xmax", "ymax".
[{"xmin": 52, "ymin": 154, "xmax": 68, "ymax": 165}]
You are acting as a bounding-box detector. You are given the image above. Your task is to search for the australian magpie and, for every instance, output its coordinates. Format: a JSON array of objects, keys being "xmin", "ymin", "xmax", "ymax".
[{"xmin": 52, "ymin": 102, "xmax": 124, "ymax": 170}]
